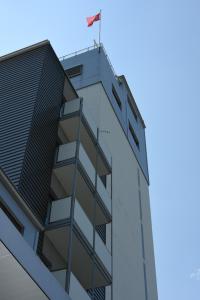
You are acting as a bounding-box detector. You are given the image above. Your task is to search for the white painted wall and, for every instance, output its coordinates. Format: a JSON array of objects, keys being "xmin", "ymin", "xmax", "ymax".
[{"xmin": 77, "ymin": 83, "xmax": 157, "ymax": 300}]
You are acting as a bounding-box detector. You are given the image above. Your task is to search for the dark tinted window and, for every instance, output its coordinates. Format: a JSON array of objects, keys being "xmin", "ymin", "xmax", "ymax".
[
  {"xmin": 0, "ymin": 200, "xmax": 24, "ymax": 234},
  {"xmin": 65, "ymin": 65, "xmax": 83, "ymax": 78},
  {"xmin": 129, "ymin": 122, "xmax": 140, "ymax": 150},
  {"xmin": 112, "ymin": 85, "xmax": 122, "ymax": 110}
]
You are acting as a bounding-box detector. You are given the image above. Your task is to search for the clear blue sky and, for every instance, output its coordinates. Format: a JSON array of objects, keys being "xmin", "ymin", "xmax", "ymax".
[{"xmin": 1, "ymin": 1, "xmax": 200, "ymax": 299}]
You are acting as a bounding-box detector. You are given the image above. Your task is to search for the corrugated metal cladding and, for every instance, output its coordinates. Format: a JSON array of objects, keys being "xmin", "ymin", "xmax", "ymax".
[
  {"xmin": 96, "ymin": 224, "xmax": 106, "ymax": 244},
  {"xmin": 88, "ymin": 287, "xmax": 105, "ymax": 300},
  {"xmin": 0, "ymin": 44, "xmax": 65, "ymax": 223}
]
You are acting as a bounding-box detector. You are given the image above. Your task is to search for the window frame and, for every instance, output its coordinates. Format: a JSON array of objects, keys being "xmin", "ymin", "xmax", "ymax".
[
  {"xmin": 0, "ymin": 199, "xmax": 24, "ymax": 234},
  {"xmin": 65, "ymin": 64, "xmax": 83, "ymax": 78},
  {"xmin": 129, "ymin": 122, "xmax": 140, "ymax": 150},
  {"xmin": 112, "ymin": 85, "xmax": 122, "ymax": 110}
]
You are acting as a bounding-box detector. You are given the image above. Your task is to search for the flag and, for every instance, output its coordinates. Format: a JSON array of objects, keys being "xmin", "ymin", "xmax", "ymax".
[{"xmin": 86, "ymin": 12, "xmax": 101, "ymax": 27}]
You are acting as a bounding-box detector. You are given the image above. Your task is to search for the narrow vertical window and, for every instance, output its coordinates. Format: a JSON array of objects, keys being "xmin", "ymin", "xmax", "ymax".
[
  {"xmin": 129, "ymin": 122, "xmax": 140, "ymax": 150},
  {"xmin": 65, "ymin": 64, "xmax": 83, "ymax": 78},
  {"xmin": 112, "ymin": 85, "xmax": 122, "ymax": 110}
]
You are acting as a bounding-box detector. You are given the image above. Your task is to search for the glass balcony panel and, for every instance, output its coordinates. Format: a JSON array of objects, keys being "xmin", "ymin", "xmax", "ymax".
[
  {"xmin": 98, "ymin": 133, "xmax": 112, "ymax": 169},
  {"xmin": 97, "ymin": 177, "xmax": 111, "ymax": 215},
  {"xmin": 52, "ymin": 270, "xmax": 91, "ymax": 300},
  {"xmin": 82, "ymin": 101, "xmax": 98, "ymax": 138},
  {"xmin": 57, "ymin": 142, "xmax": 76, "ymax": 162},
  {"xmin": 70, "ymin": 272, "xmax": 91, "ymax": 300},
  {"xmin": 59, "ymin": 98, "xmax": 111, "ymax": 176},
  {"xmin": 79, "ymin": 144, "xmax": 96, "ymax": 186},
  {"xmin": 63, "ymin": 98, "xmax": 81, "ymax": 115},
  {"xmin": 50, "ymin": 197, "xmax": 71, "ymax": 223},
  {"xmin": 51, "ymin": 164, "xmax": 74, "ymax": 199},
  {"xmin": 53, "ymin": 143, "xmax": 111, "ymax": 225},
  {"xmin": 95, "ymin": 232, "xmax": 112, "ymax": 275},
  {"xmin": 53, "ymin": 269, "xmax": 66, "ymax": 288},
  {"xmin": 74, "ymin": 200, "xmax": 93, "ymax": 246}
]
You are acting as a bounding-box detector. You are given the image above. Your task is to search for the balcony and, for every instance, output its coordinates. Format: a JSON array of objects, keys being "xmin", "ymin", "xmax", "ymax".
[
  {"xmin": 51, "ymin": 142, "xmax": 111, "ymax": 225},
  {"xmin": 58, "ymin": 98, "xmax": 111, "ymax": 176},
  {"xmin": 42, "ymin": 197, "xmax": 112, "ymax": 290},
  {"xmin": 52, "ymin": 270, "xmax": 91, "ymax": 300}
]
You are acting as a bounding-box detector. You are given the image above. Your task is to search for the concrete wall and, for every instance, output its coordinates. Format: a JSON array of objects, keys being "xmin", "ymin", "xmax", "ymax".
[{"xmin": 76, "ymin": 83, "xmax": 157, "ymax": 300}]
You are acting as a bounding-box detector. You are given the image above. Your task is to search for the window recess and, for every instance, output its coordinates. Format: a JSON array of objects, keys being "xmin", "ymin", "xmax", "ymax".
[
  {"xmin": 112, "ymin": 85, "xmax": 122, "ymax": 110},
  {"xmin": 0, "ymin": 200, "xmax": 24, "ymax": 234},
  {"xmin": 129, "ymin": 122, "xmax": 140, "ymax": 150},
  {"xmin": 65, "ymin": 64, "xmax": 83, "ymax": 78}
]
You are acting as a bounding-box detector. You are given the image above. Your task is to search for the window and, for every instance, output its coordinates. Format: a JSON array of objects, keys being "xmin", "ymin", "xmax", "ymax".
[
  {"xmin": 0, "ymin": 200, "xmax": 24, "ymax": 234},
  {"xmin": 65, "ymin": 64, "xmax": 83, "ymax": 78},
  {"xmin": 129, "ymin": 122, "xmax": 140, "ymax": 150},
  {"xmin": 112, "ymin": 85, "xmax": 122, "ymax": 110},
  {"xmin": 127, "ymin": 95, "xmax": 138, "ymax": 121}
]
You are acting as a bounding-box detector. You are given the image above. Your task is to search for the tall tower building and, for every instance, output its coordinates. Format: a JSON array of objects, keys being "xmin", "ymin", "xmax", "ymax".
[{"xmin": 0, "ymin": 41, "xmax": 157, "ymax": 300}]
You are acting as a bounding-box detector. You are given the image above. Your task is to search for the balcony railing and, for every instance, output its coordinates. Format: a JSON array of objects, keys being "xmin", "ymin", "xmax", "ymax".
[
  {"xmin": 96, "ymin": 176, "xmax": 111, "ymax": 215},
  {"xmin": 54, "ymin": 142, "xmax": 111, "ymax": 221},
  {"xmin": 49, "ymin": 197, "xmax": 111, "ymax": 275},
  {"xmin": 49, "ymin": 197, "xmax": 93, "ymax": 247},
  {"xmin": 59, "ymin": 98, "xmax": 111, "ymax": 175},
  {"xmin": 95, "ymin": 232, "xmax": 112, "ymax": 275},
  {"xmin": 52, "ymin": 269, "xmax": 91, "ymax": 300}
]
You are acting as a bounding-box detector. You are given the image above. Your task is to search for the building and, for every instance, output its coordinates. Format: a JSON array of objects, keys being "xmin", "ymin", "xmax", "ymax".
[{"xmin": 0, "ymin": 41, "xmax": 157, "ymax": 300}]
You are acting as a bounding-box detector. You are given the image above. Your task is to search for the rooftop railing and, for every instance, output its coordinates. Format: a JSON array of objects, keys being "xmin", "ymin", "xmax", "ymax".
[
  {"xmin": 59, "ymin": 43, "xmax": 117, "ymax": 78},
  {"xmin": 59, "ymin": 44, "xmax": 99, "ymax": 61}
]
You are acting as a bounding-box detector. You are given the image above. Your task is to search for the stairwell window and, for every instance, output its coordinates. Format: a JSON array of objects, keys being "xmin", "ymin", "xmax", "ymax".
[
  {"xmin": 65, "ymin": 64, "xmax": 83, "ymax": 78},
  {"xmin": 129, "ymin": 122, "xmax": 140, "ymax": 150},
  {"xmin": 112, "ymin": 85, "xmax": 122, "ymax": 110}
]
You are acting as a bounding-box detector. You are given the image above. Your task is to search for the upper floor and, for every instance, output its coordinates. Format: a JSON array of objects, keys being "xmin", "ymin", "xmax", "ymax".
[{"xmin": 61, "ymin": 44, "xmax": 149, "ymax": 183}]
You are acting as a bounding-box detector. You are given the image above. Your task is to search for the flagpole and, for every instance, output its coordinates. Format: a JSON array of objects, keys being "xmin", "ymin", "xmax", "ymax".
[{"xmin": 99, "ymin": 9, "xmax": 102, "ymax": 49}]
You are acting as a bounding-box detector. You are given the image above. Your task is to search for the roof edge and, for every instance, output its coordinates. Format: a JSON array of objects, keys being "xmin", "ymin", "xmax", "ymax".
[
  {"xmin": 0, "ymin": 40, "xmax": 50, "ymax": 63},
  {"xmin": 0, "ymin": 39, "xmax": 78, "ymax": 99},
  {"xmin": 118, "ymin": 75, "xmax": 146, "ymax": 128}
]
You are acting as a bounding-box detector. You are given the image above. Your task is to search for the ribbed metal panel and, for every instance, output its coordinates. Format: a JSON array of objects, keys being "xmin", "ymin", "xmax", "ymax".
[
  {"xmin": 0, "ymin": 48, "xmax": 46, "ymax": 187},
  {"xmin": 88, "ymin": 287, "xmax": 105, "ymax": 300},
  {"xmin": 18, "ymin": 46, "xmax": 65, "ymax": 222},
  {"xmin": 0, "ymin": 45, "xmax": 65, "ymax": 223},
  {"xmin": 96, "ymin": 224, "xmax": 106, "ymax": 244}
]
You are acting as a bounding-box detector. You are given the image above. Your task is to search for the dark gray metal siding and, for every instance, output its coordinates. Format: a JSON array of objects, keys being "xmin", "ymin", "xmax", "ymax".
[
  {"xmin": 0, "ymin": 45, "xmax": 65, "ymax": 223},
  {"xmin": 18, "ymin": 47, "xmax": 65, "ymax": 222},
  {"xmin": 88, "ymin": 287, "xmax": 105, "ymax": 300},
  {"xmin": 96, "ymin": 224, "xmax": 106, "ymax": 244},
  {"xmin": 0, "ymin": 48, "xmax": 46, "ymax": 187}
]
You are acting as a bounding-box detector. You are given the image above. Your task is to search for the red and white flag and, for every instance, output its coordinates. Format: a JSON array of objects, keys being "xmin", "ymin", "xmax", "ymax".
[{"xmin": 86, "ymin": 12, "xmax": 101, "ymax": 27}]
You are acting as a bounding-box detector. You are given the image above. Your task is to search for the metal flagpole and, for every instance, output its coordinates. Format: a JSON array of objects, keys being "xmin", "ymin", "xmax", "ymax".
[{"xmin": 99, "ymin": 9, "xmax": 102, "ymax": 50}]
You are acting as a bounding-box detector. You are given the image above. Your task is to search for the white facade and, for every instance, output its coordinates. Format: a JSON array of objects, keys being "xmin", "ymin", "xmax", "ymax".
[{"xmin": 77, "ymin": 83, "xmax": 157, "ymax": 300}]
